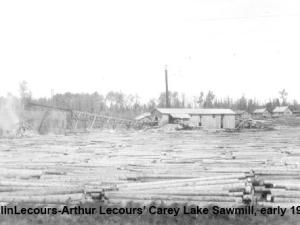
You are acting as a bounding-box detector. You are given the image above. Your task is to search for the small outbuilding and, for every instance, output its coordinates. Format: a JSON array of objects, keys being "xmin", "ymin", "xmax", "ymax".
[
  {"xmin": 293, "ymin": 111, "xmax": 300, "ymax": 117},
  {"xmin": 152, "ymin": 108, "xmax": 236, "ymax": 129},
  {"xmin": 272, "ymin": 106, "xmax": 292, "ymax": 117},
  {"xmin": 252, "ymin": 108, "xmax": 271, "ymax": 119},
  {"xmin": 235, "ymin": 110, "xmax": 251, "ymax": 120}
]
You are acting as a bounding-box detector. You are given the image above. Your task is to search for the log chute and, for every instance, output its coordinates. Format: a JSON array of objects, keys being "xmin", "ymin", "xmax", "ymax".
[{"xmin": 26, "ymin": 102, "xmax": 141, "ymax": 132}]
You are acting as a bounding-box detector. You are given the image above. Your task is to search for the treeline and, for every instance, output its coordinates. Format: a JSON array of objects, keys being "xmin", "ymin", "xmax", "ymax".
[
  {"xmin": 17, "ymin": 81, "xmax": 300, "ymax": 119},
  {"xmin": 158, "ymin": 89, "xmax": 299, "ymax": 112},
  {"xmin": 34, "ymin": 92, "xmax": 153, "ymax": 119},
  {"xmin": 30, "ymin": 90, "xmax": 300, "ymax": 118}
]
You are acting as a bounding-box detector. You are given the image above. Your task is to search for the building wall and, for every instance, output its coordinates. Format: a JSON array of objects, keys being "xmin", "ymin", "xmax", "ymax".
[
  {"xmin": 253, "ymin": 112, "xmax": 270, "ymax": 119},
  {"xmin": 273, "ymin": 110, "xmax": 292, "ymax": 117},
  {"xmin": 272, "ymin": 109, "xmax": 293, "ymax": 117},
  {"xmin": 201, "ymin": 115, "xmax": 221, "ymax": 129},
  {"xmin": 223, "ymin": 115, "xmax": 235, "ymax": 129},
  {"xmin": 283, "ymin": 109, "xmax": 292, "ymax": 115},
  {"xmin": 159, "ymin": 114, "xmax": 169, "ymax": 126},
  {"xmin": 151, "ymin": 110, "xmax": 162, "ymax": 124},
  {"xmin": 152, "ymin": 109, "xmax": 236, "ymax": 129},
  {"xmin": 272, "ymin": 112, "xmax": 281, "ymax": 117},
  {"xmin": 293, "ymin": 112, "xmax": 300, "ymax": 117},
  {"xmin": 238, "ymin": 112, "xmax": 251, "ymax": 119},
  {"xmin": 197, "ymin": 114, "xmax": 235, "ymax": 129},
  {"xmin": 263, "ymin": 112, "xmax": 271, "ymax": 118},
  {"xmin": 189, "ymin": 115, "xmax": 200, "ymax": 126}
]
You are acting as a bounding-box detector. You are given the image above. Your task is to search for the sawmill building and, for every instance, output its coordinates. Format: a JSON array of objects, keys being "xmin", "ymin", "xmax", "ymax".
[{"xmin": 152, "ymin": 108, "xmax": 236, "ymax": 129}]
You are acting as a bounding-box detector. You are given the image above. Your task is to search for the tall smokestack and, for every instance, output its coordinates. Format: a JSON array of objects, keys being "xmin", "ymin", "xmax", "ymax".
[{"xmin": 165, "ymin": 65, "xmax": 170, "ymax": 108}]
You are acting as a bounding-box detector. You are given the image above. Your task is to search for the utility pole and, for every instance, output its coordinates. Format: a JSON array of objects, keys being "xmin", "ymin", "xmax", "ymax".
[{"xmin": 165, "ymin": 65, "xmax": 170, "ymax": 108}]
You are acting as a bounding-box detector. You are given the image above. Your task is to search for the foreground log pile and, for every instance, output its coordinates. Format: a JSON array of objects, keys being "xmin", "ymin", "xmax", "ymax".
[
  {"xmin": 0, "ymin": 127, "xmax": 300, "ymax": 207},
  {"xmin": 101, "ymin": 174, "xmax": 246, "ymax": 207}
]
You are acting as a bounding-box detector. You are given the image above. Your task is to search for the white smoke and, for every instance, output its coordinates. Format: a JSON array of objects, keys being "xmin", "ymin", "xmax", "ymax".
[{"xmin": 0, "ymin": 95, "xmax": 20, "ymax": 135}]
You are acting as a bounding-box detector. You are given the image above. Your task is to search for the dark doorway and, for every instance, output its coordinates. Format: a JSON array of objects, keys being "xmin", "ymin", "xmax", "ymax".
[{"xmin": 221, "ymin": 115, "xmax": 224, "ymax": 128}]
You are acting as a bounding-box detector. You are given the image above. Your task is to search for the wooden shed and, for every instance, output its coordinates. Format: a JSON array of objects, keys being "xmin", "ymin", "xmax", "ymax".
[
  {"xmin": 293, "ymin": 111, "xmax": 300, "ymax": 117},
  {"xmin": 235, "ymin": 110, "xmax": 251, "ymax": 120},
  {"xmin": 152, "ymin": 108, "xmax": 236, "ymax": 129},
  {"xmin": 272, "ymin": 106, "xmax": 292, "ymax": 117},
  {"xmin": 252, "ymin": 108, "xmax": 271, "ymax": 119}
]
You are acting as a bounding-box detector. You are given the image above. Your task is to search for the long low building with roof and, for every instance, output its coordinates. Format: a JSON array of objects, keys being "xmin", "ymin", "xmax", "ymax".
[
  {"xmin": 151, "ymin": 108, "xmax": 236, "ymax": 129},
  {"xmin": 272, "ymin": 106, "xmax": 292, "ymax": 117}
]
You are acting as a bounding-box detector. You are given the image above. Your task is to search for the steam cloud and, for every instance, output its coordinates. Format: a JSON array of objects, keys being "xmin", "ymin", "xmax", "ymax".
[{"xmin": 0, "ymin": 96, "xmax": 20, "ymax": 134}]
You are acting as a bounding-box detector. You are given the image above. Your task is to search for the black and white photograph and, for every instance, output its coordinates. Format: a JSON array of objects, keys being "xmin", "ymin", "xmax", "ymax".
[{"xmin": 0, "ymin": 0, "xmax": 300, "ymax": 224}]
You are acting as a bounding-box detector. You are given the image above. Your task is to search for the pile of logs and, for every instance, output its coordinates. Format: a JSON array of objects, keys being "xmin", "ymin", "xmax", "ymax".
[
  {"xmin": 96, "ymin": 174, "xmax": 246, "ymax": 206},
  {"xmin": 236, "ymin": 119, "xmax": 274, "ymax": 130},
  {"xmin": 0, "ymin": 127, "xmax": 300, "ymax": 207},
  {"xmin": 87, "ymin": 170, "xmax": 295, "ymax": 207}
]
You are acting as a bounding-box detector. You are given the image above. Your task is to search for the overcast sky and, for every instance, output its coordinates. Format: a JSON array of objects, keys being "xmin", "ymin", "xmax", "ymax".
[{"xmin": 0, "ymin": 0, "xmax": 300, "ymax": 103}]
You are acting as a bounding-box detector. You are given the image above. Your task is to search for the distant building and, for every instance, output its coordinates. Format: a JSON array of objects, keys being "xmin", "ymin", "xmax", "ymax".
[
  {"xmin": 293, "ymin": 111, "xmax": 300, "ymax": 117},
  {"xmin": 272, "ymin": 106, "xmax": 292, "ymax": 117},
  {"xmin": 235, "ymin": 110, "xmax": 251, "ymax": 119},
  {"xmin": 152, "ymin": 108, "xmax": 236, "ymax": 129},
  {"xmin": 252, "ymin": 108, "xmax": 271, "ymax": 118}
]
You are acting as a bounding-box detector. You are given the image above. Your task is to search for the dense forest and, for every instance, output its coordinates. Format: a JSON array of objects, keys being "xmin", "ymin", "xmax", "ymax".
[{"xmin": 3, "ymin": 81, "xmax": 300, "ymax": 119}]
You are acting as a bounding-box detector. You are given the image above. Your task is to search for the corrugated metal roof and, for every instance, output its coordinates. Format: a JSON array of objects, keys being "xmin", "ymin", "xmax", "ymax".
[
  {"xmin": 155, "ymin": 108, "xmax": 235, "ymax": 115},
  {"xmin": 170, "ymin": 113, "xmax": 191, "ymax": 119},
  {"xmin": 134, "ymin": 112, "xmax": 151, "ymax": 121},
  {"xmin": 273, "ymin": 106, "xmax": 290, "ymax": 113},
  {"xmin": 253, "ymin": 108, "xmax": 267, "ymax": 114}
]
